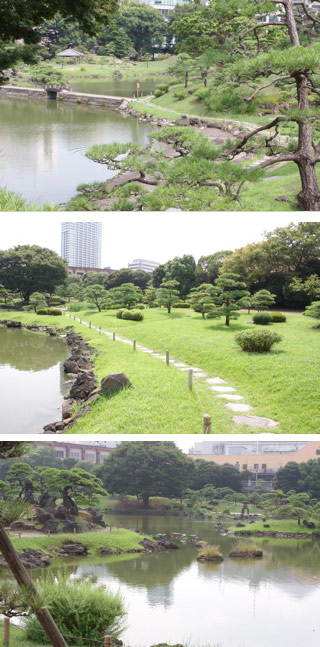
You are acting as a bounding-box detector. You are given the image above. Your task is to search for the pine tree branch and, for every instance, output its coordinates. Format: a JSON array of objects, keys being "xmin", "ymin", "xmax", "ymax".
[
  {"xmin": 244, "ymin": 75, "xmax": 291, "ymax": 101},
  {"xmin": 223, "ymin": 117, "xmax": 283, "ymax": 158},
  {"xmin": 239, "ymin": 22, "xmax": 287, "ymax": 51},
  {"xmin": 257, "ymin": 153, "xmax": 298, "ymax": 168}
]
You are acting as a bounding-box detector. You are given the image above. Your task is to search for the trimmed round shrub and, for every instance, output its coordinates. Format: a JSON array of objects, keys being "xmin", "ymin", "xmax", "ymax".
[
  {"xmin": 130, "ymin": 310, "xmax": 143, "ymax": 321},
  {"xmin": 135, "ymin": 303, "xmax": 145, "ymax": 309},
  {"xmin": 37, "ymin": 308, "xmax": 49, "ymax": 315},
  {"xmin": 25, "ymin": 573, "xmax": 125, "ymax": 646},
  {"xmin": 116, "ymin": 309, "xmax": 125, "ymax": 319},
  {"xmin": 118, "ymin": 308, "xmax": 131, "ymax": 319},
  {"xmin": 271, "ymin": 312, "xmax": 286, "ymax": 323},
  {"xmin": 173, "ymin": 88, "xmax": 188, "ymax": 100},
  {"xmin": 252, "ymin": 312, "xmax": 273, "ymax": 325},
  {"xmin": 173, "ymin": 302, "xmax": 190, "ymax": 308},
  {"xmin": 48, "ymin": 308, "xmax": 62, "ymax": 316},
  {"xmin": 235, "ymin": 329, "xmax": 282, "ymax": 353}
]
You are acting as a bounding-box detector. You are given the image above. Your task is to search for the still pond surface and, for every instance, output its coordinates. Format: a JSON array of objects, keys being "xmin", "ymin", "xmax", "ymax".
[
  {"xmin": 32, "ymin": 514, "xmax": 320, "ymax": 647},
  {"xmin": 0, "ymin": 326, "xmax": 67, "ymax": 433},
  {"xmin": 0, "ymin": 96, "xmax": 151, "ymax": 204}
]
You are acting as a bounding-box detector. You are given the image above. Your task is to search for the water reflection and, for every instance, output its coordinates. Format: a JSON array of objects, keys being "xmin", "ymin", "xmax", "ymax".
[
  {"xmin": 9, "ymin": 513, "xmax": 319, "ymax": 646},
  {"xmin": 0, "ymin": 97, "xmax": 151, "ymax": 204},
  {"xmin": 0, "ymin": 326, "xmax": 67, "ymax": 433}
]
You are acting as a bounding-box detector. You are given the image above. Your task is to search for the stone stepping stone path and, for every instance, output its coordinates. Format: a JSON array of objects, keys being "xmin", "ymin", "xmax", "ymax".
[{"xmin": 68, "ymin": 315, "xmax": 279, "ymax": 430}]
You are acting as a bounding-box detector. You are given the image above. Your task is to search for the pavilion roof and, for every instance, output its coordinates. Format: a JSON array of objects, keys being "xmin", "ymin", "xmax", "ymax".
[{"xmin": 56, "ymin": 48, "xmax": 84, "ymax": 57}]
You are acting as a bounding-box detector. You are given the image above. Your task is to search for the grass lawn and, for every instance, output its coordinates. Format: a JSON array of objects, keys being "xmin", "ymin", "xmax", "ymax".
[
  {"xmin": 0, "ymin": 188, "xmax": 57, "ymax": 212},
  {"xmin": 10, "ymin": 528, "xmax": 147, "ymax": 553},
  {"xmin": 1, "ymin": 308, "xmax": 318, "ymax": 433},
  {"xmin": 231, "ymin": 519, "xmax": 319, "ymax": 534},
  {"xmin": 0, "ymin": 623, "xmax": 42, "ymax": 647}
]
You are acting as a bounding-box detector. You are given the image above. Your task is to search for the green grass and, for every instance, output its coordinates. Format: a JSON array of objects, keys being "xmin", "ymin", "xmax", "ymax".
[
  {"xmin": 10, "ymin": 528, "xmax": 147, "ymax": 553},
  {"xmin": 0, "ymin": 622, "xmax": 43, "ymax": 647},
  {"xmin": 1, "ymin": 308, "xmax": 319, "ymax": 433},
  {"xmin": 231, "ymin": 519, "xmax": 319, "ymax": 534},
  {"xmin": 0, "ymin": 188, "xmax": 57, "ymax": 212}
]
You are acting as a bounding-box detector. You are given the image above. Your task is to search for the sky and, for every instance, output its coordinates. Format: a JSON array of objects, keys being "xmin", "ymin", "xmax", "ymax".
[{"xmin": 0, "ymin": 212, "xmax": 309, "ymax": 270}]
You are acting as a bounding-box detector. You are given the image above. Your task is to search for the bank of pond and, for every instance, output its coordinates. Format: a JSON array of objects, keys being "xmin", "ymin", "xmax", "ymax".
[{"xmin": 1, "ymin": 513, "xmax": 320, "ymax": 647}]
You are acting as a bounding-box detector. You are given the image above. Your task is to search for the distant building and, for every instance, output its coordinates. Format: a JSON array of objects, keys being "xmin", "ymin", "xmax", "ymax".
[
  {"xmin": 48, "ymin": 441, "xmax": 119, "ymax": 466},
  {"xmin": 134, "ymin": 0, "xmax": 189, "ymax": 17},
  {"xmin": 67, "ymin": 266, "xmax": 113, "ymax": 276},
  {"xmin": 188, "ymin": 441, "xmax": 320, "ymax": 489},
  {"xmin": 128, "ymin": 258, "xmax": 160, "ymax": 273},
  {"xmin": 61, "ymin": 222, "xmax": 102, "ymax": 269}
]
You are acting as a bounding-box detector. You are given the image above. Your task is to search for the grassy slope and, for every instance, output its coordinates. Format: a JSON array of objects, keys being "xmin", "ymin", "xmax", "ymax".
[
  {"xmin": 70, "ymin": 308, "xmax": 319, "ymax": 434},
  {"xmin": 0, "ymin": 623, "xmax": 43, "ymax": 647},
  {"xmin": 0, "ymin": 188, "xmax": 57, "ymax": 212},
  {"xmin": 1, "ymin": 309, "xmax": 318, "ymax": 433},
  {"xmin": 10, "ymin": 528, "xmax": 147, "ymax": 553},
  {"xmin": 231, "ymin": 519, "xmax": 319, "ymax": 534}
]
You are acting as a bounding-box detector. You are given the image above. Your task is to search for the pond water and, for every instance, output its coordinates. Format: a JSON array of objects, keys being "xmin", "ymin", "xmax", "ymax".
[
  {"xmin": 0, "ymin": 96, "xmax": 151, "ymax": 205},
  {"xmin": 70, "ymin": 76, "xmax": 168, "ymax": 97},
  {"xmin": 0, "ymin": 326, "xmax": 68, "ymax": 433},
  {"xmin": 25, "ymin": 514, "xmax": 320, "ymax": 646}
]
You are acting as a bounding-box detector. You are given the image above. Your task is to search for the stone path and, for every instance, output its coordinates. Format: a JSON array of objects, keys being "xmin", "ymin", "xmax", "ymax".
[{"xmin": 67, "ymin": 315, "xmax": 279, "ymax": 430}]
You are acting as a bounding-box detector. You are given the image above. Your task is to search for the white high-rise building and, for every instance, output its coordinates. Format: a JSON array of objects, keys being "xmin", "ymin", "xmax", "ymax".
[
  {"xmin": 61, "ymin": 222, "xmax": 102, "ymax": 269},
  {"xmin": 128, "ymin": 259, "xmax": 160, "ymax": 273}
]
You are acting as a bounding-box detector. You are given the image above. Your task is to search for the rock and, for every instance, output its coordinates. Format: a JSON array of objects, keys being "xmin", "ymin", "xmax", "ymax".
[
  {"xmin": 174, "ymin": 117, "xmax": 189, "ymax": 126},
  {"xmin": 6, "ymin": 320, "xmax": 22, "ymax": 328},
  {"xmin": 10, "ymin": 521, "xmax": 37, "ymax": 531},
  {"xmin": 139, "ymin": 538, "xmax": 162, "ymax": 551},
  {"xmin": 59, "ymin": 543, "xmax": 88, "ymax": 556},
  {"xmin": 70, "ymin": 372, "xmax": 97, "ymax": 400},
  {"xmin": 236, "ymin": 522, "xmax": 246, "ymax": 528},
  {"xmin": 106, "ymin": 170, "xmax": 141, "ymax": 191},
  {"xmin": 100, "ymin": 372, "xmax": 132, "ymax": 395},
  {"xmin": 275, "ymin": 196, "xmax": 289, "ymax": 201},
  {"xmin": 232, "ymin": 415, "xmax": 279, "ymax": 428},
  {"xmin": 303, "ymin": 520, "xmax": 315, "ymax": 529},
  {"xmin": 62, "ymin": 399, "xmax": 74, "ymax": 419},
  {"xmin": 229, "ymin": 549, "xmax": 263, "ymax": 558},
  {"xmin": 158, "ymin": 541, "xmax": 179, "ymax": 549}
]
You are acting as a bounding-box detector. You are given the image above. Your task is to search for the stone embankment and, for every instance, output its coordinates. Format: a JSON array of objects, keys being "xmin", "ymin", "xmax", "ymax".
[
  {"xmin": 233, "ymin": 530, "xmax": 320, "ymax": 539},
  {"xmin": 0, "ymin": 85, "xmax": 124, "ymax": 108}
]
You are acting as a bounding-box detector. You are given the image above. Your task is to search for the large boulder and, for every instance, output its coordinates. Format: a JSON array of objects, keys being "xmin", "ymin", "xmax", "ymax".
[
  {"xmin": 62, "ymin": 399, "xmax": 74, "ymax": 419},
  {"xmin": 70, "ymin": 372, "xmax": 97, "ymax": 400},
  {"xmin": 100, "ymin": 373, "xmax": 132, "ymax": 395},
  {"xmin": 59, "ymin": 543, "xmax": 88, "ymax": 556}
]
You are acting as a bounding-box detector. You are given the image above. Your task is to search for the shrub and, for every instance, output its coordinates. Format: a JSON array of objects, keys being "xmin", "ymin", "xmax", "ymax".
[
  {"xmin": 235, "ymin": 329, "xmax": 282, "ymax": 353},
  {"xmin": 68, "ymin": 302, "xmax": 85, "ymax": 312},
  {"xmin": 156, "ymin": 53, "xmax": 171, "ymax": 61},
  {"xmin": 135, "ymin": 303, "xmax": 145, "ymax": 309},
  {"xmin": 128, "ymin": 309, "xmax": 143, "ymax": 321},
  {"xmin": 157, "ymin": 84, "xmax": 169, "ymax": 93},
  {"xmin": 154, "ymin": 89, "xmax": 163, "ymax": 98},
  {"xmin": 271, "ymin": 312, "xmax": 286, "ymax": 323},
  {"xmin": 173, "ymin": 302, "xmax": 190, "ymax": 308},
  {"xmin": 24, "ymin": 573, "xmax": 125, "ymax": 646},
  {"xmin": 304, "ymin": 300, "xmax": 320, "ymax": 319},
  {"xmin": 173, "ymin": 88, "xmax": 188, "ymax": 100},
  {"xmin": 116, "ymin": 308, "xmax": 126, "ymax": 319},
  {"xmin": 37, "ymin": 308, "xmax": 49, "ymax": 315},
  {"xmin": 48, "ymin": 308, "xmax": 62, "ymax": 316},
  {"xmin": 197, "ymin": 545, "xmax": 223, "ymax": 562},
  {"xmin": 195, "ymin": 87, "xmax": 210, "ymax": 101},
  {"xmin": 252, "ymin": 312, "xmax": 273, "ymax": 325}
]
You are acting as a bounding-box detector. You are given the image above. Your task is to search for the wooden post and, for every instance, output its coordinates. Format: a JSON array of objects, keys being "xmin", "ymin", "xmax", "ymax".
[
  {"xmin": 99, "ymin": 327, "xmax": 102, "ymax": 334},
  {"xmin": 104, "ymin": 636, "xmax": 112, "ymax": 647},
  {"xmin": 79, "ymin": 319, "xmax": 82, "ymax": 324},
  {"xmin": 166, "ymin": 350, "xmax": 170, "ymax": 366},
  {"xmin": 0, "ymin": 528, "xmax": 68, "ymax": 647},
  {"xmin": 89, "ymin": 322, "xmax": 91, "ymax": 329},
  {"xmin": 112, "ymin": 332, "xmax": 116, "ymax": 341},
  {"xmin": 188, "ymin": 369, "xmax": 193, "ymax": 391},
  {"xmin": 203, "ymin": 414, "xmax": 212, "ymax": 434},
  {"xmin": 4, "ymin": 617, "xmax": 10, "ymax": 647},
  {"xmin": 133, "ymin": 340, "xmax": 136, "ymax": 351}
]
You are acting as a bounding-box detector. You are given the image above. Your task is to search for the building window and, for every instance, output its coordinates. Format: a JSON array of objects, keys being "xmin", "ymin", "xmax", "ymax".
[
  {"xmin": 70, "ymin": 450, "xmax": 81, "ymax": 459},
  {"xmin": 85, "ymin": 452, "xmax": 96, "ymax": 462},
  {"xmin": 262, "ymin": 464, "xmax": 267, "ymax": 469},
  {"xmin": 55, "ymin": 450, "xmax": 65, "ymax": 458},
  {"xmin": 316, "ymin": 450, "xmax": 320, "ymax": 455},
  {"xmin": 242, "ymin": 464, "xmax": 247, "ymax": 469},
  {"xmin": 254, "ymin": 464, "xmax": 259, "ymax": 469}
]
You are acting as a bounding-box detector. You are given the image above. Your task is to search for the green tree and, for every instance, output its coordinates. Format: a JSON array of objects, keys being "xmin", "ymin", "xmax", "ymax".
[
  {"xmin": 168, "ymin": 53, "xmax": 195, "ymax": 88},
  {"xmin": 156, "ymin": 279, "xmax": 180, "ymax": 314},
  {"xmin": 304, "ymin": 300, "xmax": 320, "ymax": 320},
  {"xmin": 206, "ymin": 273, "xmax": 250, "ymax": 326},
  {"xmin": 111, "ymin": 282, "xmax": 143, "ymax": 308},
  {"xmin": 0, "ymin": 0, "xmax": 119, "ymax": 84},
  {"xmin": 290, "ymin": 274, "xmax": 320, "ymax": 303},
  {"xmin": 29, "ymin": 291, "xmax": 47, "ymax": 312},
  {"xmin": 0, "ymin": 245, "xmax": 68, "ymax": 303},
  {"xmin": 165, "ymin": 255, "xmax": 196, "ymax": 299},
  {"xmin": 0, "ymin": 284, "xmax": 16, "ymax": 306},
  {"xmin": 143, "ymin": 285, "xmax": 157, "ymax": 308},
  {"xmin": 274, "ymin": 461, "xmax": 301, "ymax": 493},
  {"xmin": 116, "ymin": 1, "xmax": 167, "ymax": 58},
  {"xmin": 188, "ymin": 283, "xmax": 216, "ymax": 319},
  {"xmin": 98, "ymin": 441, "xmax": 195, "ymax": 507},
  {"xmin": 38, "ymin": 467, "xmax": 105, "ymax": 512},
  {"xmin": 298, "ymin": 459, "xmax": 320, "ymax": 499},
  {"xmin": 195, "ymin": 251, "xmax": 233, "ymax": 284},
  {"xmin": 251, "ymin": 289, "xmax": 276, "ymax": 310},
  {"xmin": 84, "ymin": 284, "xmax": 108, "ymax": 312}
]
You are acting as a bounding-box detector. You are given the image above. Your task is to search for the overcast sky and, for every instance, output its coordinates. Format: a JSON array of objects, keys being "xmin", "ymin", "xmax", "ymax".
[{"xmin": 0, "ymin": 212, "xmax": 308, "ymax": 270}]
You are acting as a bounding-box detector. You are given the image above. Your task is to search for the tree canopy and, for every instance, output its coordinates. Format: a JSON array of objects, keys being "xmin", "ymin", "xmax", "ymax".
[{"xmin": 98, "ymin": 441, "xmax": 195, "ymax": 506}]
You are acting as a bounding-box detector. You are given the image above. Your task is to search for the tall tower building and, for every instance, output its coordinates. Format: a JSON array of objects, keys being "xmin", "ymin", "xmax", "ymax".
[{"xmin": 61, "ymin": 222, "xmax": 102, "ymax": 269}]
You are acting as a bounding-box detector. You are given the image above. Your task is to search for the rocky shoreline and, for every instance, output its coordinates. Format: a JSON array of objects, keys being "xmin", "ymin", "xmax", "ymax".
[
  {"xmin": 0, "ymin": 320, "xmax": 132, "ymax": 433},
  {"xmin": 233, "ymin": 530, "xmax": 320, "ymax": 539}
]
